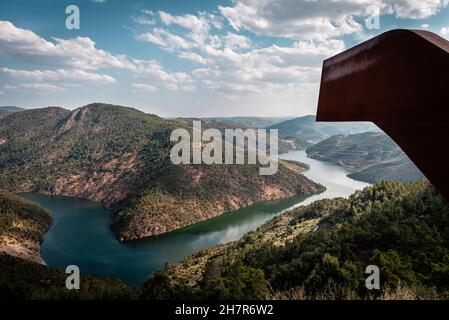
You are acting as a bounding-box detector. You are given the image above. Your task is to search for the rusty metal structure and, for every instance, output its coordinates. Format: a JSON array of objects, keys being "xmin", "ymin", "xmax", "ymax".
[{"xmin": 317, "ymin": 29, "xmax": 449, "ymax": 200}]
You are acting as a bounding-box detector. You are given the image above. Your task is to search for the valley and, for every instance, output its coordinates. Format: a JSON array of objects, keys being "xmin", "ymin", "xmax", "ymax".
[
  {"xmin": 10, "ymin": 149, "xmax": 367, "ymax": 288},
  {"xmin": 141, "ymin": 180, "xmax": 449, "ymax": 300},
  {"xmin": 0, "ymin": 104, "xmax": 323, "ymax": 241},
  {"xmin": 0, "ymin": 104, "xmax": 436, "ymax": 300}
]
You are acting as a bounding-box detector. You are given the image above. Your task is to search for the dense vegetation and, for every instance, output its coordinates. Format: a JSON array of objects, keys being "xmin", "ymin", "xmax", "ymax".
[
  {"xmin": 306, "ymin": 132, "xmax": 424, "ymax": 183},
  {"xmin": 0, "ymin": 189, "xmax": 51, "ymax": 242},
  {"xmin": 0, "ymin": 253, "xmax": 135, "ymax": 300},
  {"xmin": 141, "ymin": 180, "xmax": 449, "ymax": 300},
  {"xmin": 0, "ymin": 103, "xmax": 323, "ymax": 240}
]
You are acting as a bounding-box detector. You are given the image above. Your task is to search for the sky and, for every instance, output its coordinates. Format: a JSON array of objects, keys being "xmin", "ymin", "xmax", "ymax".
[{"xmin": 1, "ymin": 0, "xmax": 449, "ymax": 117}]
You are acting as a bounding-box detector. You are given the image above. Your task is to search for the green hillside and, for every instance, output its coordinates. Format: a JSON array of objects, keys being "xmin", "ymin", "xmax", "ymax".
[
  {"xmin": 0, "ymin": 253, "xmax": 134, "ymax": 300},
  {"xmin": 306, "ymin": 132, "xmax": 424, "ymax": 183},
  {"xmin": 140, "ymin": 181, "xmax": 449, "ymax": 300}
]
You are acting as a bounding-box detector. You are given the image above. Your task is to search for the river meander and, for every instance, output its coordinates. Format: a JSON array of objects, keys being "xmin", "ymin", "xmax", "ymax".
[{"xmin": 21, "ymin": 150, "xmax": 369, "ymax": 287}]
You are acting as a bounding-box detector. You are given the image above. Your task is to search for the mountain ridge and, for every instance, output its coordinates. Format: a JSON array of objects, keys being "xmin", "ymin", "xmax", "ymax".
[
  {"xmin": 0, "ymin": 106, "xmax": 25, "ymax": 119},
  {"xmin": 306, "ymin": 131, "xmax": 425, "ymax": 183},
  {"xmin": 268, "ymin": 115, "xmax": 380, "ymax": 149}
]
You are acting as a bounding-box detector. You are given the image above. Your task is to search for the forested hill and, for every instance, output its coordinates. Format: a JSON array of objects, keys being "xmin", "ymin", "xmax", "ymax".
[
  {"xmin": 306, "ymin": 132, "xmax": 425, "ymax": 183},
  {"xmin": 141, "ymin": 180, "xmax": 449, "ymax": 300},
  {"xmin": 0, "ymin": 106, "xmax": 25, "ymax": 119},
  {"xmin": 0, "ymin": 103, "xmax": 324, "ymax": 240},
  {"xmin": 267, "ymin": 115, "xmax": 379, "ymax": 149},
  {"xmin": 209, "ymin": 116, "xmax": 293, "ymax": 129}
]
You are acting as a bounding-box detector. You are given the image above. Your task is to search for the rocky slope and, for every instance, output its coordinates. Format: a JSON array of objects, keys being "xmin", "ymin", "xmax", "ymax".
[
  {"xmin": 306, "ymin": 132, "xmax": 424, "ymax": 183},
  {"xmin": 0, "ymin": 189, "xmax": 51, "ymax": 264},
  {"xmin": 0, "ymin": 103, "xmax": 324, "ymax": 240}
]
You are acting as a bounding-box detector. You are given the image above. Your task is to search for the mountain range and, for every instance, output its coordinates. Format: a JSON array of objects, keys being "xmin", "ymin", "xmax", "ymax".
[
  {"xmin": 210, "ymin": 116, "xmax": 294, "ymax": 129},
  {"xmin": 267, "ymin": 115, "xmax": 380, "ymax": 149}
]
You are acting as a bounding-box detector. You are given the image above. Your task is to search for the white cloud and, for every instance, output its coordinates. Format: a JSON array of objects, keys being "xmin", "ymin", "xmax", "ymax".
[
  {"xmin": 136, "ymin": 7, "xmax": 348, "ymax": 97},
  {"xmin": 136, "ymin": 28, "xmax": 193, "ymax": 51},
  {"xmin": 387, "ymin": 0, "xmax": 449, "ymax": 19},
  {"xmin": 441, "ymin": 26, "xmax": 449, "ymax": 37},
  {"xmin": 178, "ymin": 51, "xmax": 209, "ymax": 64},
  {"xmin": 132, "ymin": 16, "xmax": 156, "ymax": 26},
  {"xmin": 132, "ymin": 59, "xmax": 196, "ymax": 91},
  {"xmin": 0, "ymin": 21, "xmax": 134, "ymax": 71},
  {"xmin": 159, "ymin": 11, "xmax": 209, "ymax": 33},
  {"xmin": 0, "ymin": 20, "xmax": 196, "ymax": 92},
  {"xmin": 422, "ymin": 24, "xmax": 430, "ymax": 28},
  {"xmin": 224, "ymin": 32, "xmax": 251, "ymax": 50},
  {"xmin": 218, "ymin": 0, "xmax": 368, "ymax": 40},
  {"xmin": 0, "ymin": 90, "xmax": 4, "ymax": 95},
  {"xmin": 131, "ymin": 83, "xmax": 158, "ymax": 92},
  {"xmin": 218, "ymin": 0, "xmax": 449, "ymax": 40},
  {"xmin": 92, "ymin": 0, "xmax": 107, "ymax": 3},
  {"xmin": 1, "ymin": 67, "xmax": 116, "ymax": 84},
  {"xmin": 4, "ymin": 83, "xmax": 64, "ymax": 93},
  {"xmin": 187, "ymin": 39, "xmax": 342, "ymax": 96}
]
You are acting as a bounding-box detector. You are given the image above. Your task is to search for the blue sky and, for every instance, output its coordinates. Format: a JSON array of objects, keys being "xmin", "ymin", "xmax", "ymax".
[{"xmin": 1, "ymin": 0, "xmax": 449, "ymax": 117}]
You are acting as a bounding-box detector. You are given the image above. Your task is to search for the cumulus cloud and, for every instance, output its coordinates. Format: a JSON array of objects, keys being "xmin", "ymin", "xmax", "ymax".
[
  {"xmin": 218, "ymin": 0, "xmax": 368, "ymax": 40},
  {"xmin": 178, "ymin": 51, "xmax": 209, "ymax": 64},
  {"xmin": 0, "ymin": 21, "xmax": 195, "ymax": 92},
  {"xmin": 218, "ymin": 0, "xmax": 449, "ymax": 40},
  {"xmin": 0, "ymin": 21, "xmax": 133, "ymax": 71},
  {"xmin": 224, "ymin": 32, "xmax": 251, "ymax": 50},
  {"xmin": 159, "ymin": 11, "xmax": 209, "ymax": 33},
  {"xmin": 132, "ymin": 59, "xmax": 196, "ymax": 91},
  {"xmin": 131, "ymin": 1, "xmax": 447, "ymax": 98},
  {"xmin": 1, "ymin": 67, "xmax": 116, "ymax": 84},
  {"xmin": 136, "ymin": 8, "xmax": 345, "ymax": 97},
  {"xmin": 136, "ymin": 28, "xmax": 193, "ymax": 51},
  {"xmin": 388, "ymin": 0, "xmax": 449, "ymax": 19}
]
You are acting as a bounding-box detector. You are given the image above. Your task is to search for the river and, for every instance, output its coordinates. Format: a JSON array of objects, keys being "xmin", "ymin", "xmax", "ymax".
[{"xmin": 21, "ymin": 150, "xmax": 369, "ymax": 288}]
